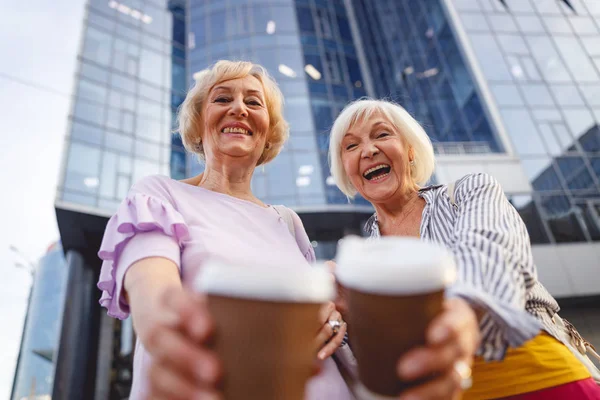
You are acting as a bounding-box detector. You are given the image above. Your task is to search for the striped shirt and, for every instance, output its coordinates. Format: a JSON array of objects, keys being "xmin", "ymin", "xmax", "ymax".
[{"xmin": 365, "ymin": 173, "xmax": 562, "ymax": 361}]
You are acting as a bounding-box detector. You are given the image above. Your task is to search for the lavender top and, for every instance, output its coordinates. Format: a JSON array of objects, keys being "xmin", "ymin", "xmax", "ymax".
[{"xmin": 98, "ymin": 175, "xmax": 353, "ymax": 400}]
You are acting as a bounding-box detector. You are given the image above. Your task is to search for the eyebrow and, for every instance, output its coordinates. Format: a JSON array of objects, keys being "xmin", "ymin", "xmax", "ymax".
[
  {"xmin": 370, "ymin": 121, "xmax": 389, "ymax": 130},
  {"xmin": 212, "ymin": 86, "xmax": 264, "ymax": 96},
  {"xmin": 344, "ymin": 120, "xmax": 389, "ymax": 138}
]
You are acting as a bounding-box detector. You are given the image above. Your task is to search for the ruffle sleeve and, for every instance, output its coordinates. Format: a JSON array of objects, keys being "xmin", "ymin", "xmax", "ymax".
[{"xmin": 97, "ymin": 192, "xmax": 190, "ymax": 319}]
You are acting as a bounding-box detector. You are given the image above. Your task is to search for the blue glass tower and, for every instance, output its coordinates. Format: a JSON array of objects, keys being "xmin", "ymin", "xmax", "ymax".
[
  {"xmin": 443, "ymin": 0, "xmax": 600, "ymax": 246},
  {"xmin": 57, "ymin": 0, "xmax": 188, "ymax": 212},
  {"xmin": 11, "ymin": 243, "xmax": 67, "ymax": 400},
  {"xmin": 351, "ymin": 0, "xmax": 503, "ymax": 154}
]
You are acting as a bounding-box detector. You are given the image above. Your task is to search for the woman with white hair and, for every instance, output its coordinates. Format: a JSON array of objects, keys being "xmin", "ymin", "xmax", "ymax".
[{"xmin": 328, "ymin": 98, "xmax": 600, "ymax": 399}]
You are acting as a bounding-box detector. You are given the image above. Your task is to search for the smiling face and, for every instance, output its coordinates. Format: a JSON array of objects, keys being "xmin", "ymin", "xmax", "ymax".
[
  {"xmin": 201, "ymin": 75, "xmax": 270, "ymax": 166},
  {"xmin": 340, "ymin": 112, "xmax": 416, "ymax": 203}
]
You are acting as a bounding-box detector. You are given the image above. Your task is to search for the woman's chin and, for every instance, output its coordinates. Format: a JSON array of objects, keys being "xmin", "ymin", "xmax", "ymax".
[
  {"xmin": 217, "ymin": 144, "xmax": 259, "ymax": 159},
  {"xmin": 359, "ymin": 184, "xmax": 398, "ymax": 204}
]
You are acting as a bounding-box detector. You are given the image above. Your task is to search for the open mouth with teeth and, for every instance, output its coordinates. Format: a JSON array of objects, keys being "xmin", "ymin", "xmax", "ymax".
[
  {"xmin": 363, "ymin": 164, "xmax": 391, "ymax": 181},
  {"xmin": 222, "ymin": 127, "xmax": 253, "ymax": 136}
]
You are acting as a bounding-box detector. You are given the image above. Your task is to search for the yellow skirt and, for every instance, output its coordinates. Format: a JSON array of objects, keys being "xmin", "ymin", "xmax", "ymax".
[{"xmin": 463, "ymin": 332, "xmax": 591, "ymax": 400}]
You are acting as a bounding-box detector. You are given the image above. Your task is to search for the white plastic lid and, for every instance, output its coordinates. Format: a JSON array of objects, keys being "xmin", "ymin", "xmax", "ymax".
[
  {"xmin": 195, "ymin": 260, "xmax": 335, "ymax": 303},
  {"xmin": 335, "ymin": 236, "xmax": 456, "ymax": 295}
]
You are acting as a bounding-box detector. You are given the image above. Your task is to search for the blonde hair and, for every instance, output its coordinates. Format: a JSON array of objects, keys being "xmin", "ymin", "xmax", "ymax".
[
  {"xmin": 177, "ymin": 60, "xmax": 289, "ymax": 166},
  {"xmin": 329, "ymin": 99, "xmax": 435, "ymax": 197}
]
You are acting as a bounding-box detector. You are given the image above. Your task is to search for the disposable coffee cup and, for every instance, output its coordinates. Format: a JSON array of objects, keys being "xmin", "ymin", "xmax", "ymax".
[
  {"xmin": 195, "ymin": 260, "xmax": 334, "ymax": 400},
  {"xmin": 336, "ymin": 236, "xmax": 457, "ymax": 397}
]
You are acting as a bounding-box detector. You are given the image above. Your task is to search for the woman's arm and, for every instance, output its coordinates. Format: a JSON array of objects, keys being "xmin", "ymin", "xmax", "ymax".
[
  {"xmin": 446, "ymin": 173, "xmax": 541, "ymax": 360},
  {"xmin": 124, "ymin": 257, "xmax": 183, "ymax": 343},
  {"xmin": 124, "ymin": 257, "xmax": 222, "ymax": 399}
]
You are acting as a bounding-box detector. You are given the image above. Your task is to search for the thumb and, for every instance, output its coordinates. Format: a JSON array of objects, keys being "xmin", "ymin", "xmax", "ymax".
[{"xmin": 324, "ymin": 260, "xmax": 337, "ymax": 273}]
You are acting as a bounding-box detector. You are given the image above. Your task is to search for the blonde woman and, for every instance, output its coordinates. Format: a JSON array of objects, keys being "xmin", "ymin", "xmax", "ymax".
[{"xmin": 328, "ymin": 98, "xmax": 600, "ymax": 399}]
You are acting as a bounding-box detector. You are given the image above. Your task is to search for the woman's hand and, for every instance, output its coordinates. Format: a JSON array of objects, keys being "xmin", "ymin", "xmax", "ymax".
[
  {"xmin": 324, "ymin": 260, "xmax": 349, "ymax": 320},
  {"xmin": 315, "ymin": 301, "xmax": 347, "ymax": 360},
  {"xmin": 144, "ymin": 287, "xmax": 223, "ymax": 400},
  {"xmin": 396, "ymin": 297, "xmax": 480, "ymax": 400}
]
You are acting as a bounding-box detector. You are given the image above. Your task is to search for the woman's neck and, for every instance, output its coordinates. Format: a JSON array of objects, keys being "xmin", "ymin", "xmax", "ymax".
[
  {"xmin": 197, "ymin": 163, "xmax": 257, "ymax": 201},
  {"xmin": 373, "ymin": 189, "xmax": 424, "ymax": 231}
]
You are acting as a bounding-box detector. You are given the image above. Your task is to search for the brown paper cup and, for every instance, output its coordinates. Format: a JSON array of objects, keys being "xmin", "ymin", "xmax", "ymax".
[
  {"xmin": 347, "ymin": 288, "xmax": 445, "ymax": 396},
  {"xmin": 207, "ymin": 296, "xmax": 321, "ymax": 400},
  {"xmin": 196, "ymin": 261, "xmax": 334, "ymax": 400},
  {"xmin": 336, "ymin": 236, "xmax": 456, "ymax": 397}
]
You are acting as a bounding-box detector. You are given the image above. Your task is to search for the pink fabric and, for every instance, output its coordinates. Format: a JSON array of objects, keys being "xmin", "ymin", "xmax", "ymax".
[
  {"xmin": 501, "ymin": 378, "xmax": 600, "ymax": 399},
  {"xmin": 97, "ymin": 175, "xmax": 352, "ymax": 400},
  {"xmin": 97, "ymin": 193, "xmax": 189, "ymax": 319}
]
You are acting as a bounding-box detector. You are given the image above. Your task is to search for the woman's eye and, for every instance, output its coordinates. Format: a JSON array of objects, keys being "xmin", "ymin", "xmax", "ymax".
[
  {"xmin": 214, "ymin": 97, "xmax": 230, "ymax": 103},
  {"xmin": 247, "ymin": 100, "xmax": 262, "ymax": 106},
  {"xmin": 345, "ymin": 144, "xmax": 357, "ymax": 150},
  {"xmin": 378, "ymin": 132, "xmax": 390, "ymax": 138}
]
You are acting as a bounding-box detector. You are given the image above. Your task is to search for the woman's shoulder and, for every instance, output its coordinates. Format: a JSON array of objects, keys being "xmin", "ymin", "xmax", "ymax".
[
  {"xmin": 131, "ymin": 174, "xmax": 175, "ymax": 193},
  {"xmin": 453, "ymin": 173, "xmax": 503, "ymax": 196},
  {"xmin": 421, "ymin": 173, "xmax": 503, "ymax": 204},
  {"xmin": 455, "ymin": 172, "xmax": 500, "ymax": 188},
  {"xmin": 130, "ymin": 174, "xmax": 193, "ymax": 201}
]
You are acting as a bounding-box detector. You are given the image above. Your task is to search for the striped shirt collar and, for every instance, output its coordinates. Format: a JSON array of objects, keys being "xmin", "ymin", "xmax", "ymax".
[{"xmin": 364, "ymin": 184, "xmax": 443, "ymax": 237}]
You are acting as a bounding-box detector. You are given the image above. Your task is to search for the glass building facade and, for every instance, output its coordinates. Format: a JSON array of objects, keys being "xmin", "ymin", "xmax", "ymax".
[
  {"xmin": 57, "ymin": 0, "xmax": 187, "ymax": 212},
  {"xmin": 11, "ymin": 243, "xmax": 67, "ymax": 400},
  {"xmin": 448, "ymin": 0, "xmax": 600, "ymax": 244},
  {"xmin": 351, "ymin": 0, "xmax": 504, "ymax": 155}
]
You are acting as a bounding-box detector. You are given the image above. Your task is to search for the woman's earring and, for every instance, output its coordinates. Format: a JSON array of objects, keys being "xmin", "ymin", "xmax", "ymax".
[{"xmin": 410, "ymin": 160, "xmax": 415, "ymax": 166}]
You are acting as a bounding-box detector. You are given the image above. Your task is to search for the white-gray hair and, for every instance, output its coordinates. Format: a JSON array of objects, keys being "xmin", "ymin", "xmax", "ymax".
[{"xmin": 328, "ymin": 98, "xmax": 435, "ymax": 197}]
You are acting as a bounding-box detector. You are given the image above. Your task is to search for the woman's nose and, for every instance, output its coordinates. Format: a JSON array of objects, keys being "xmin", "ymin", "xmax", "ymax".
[
  {"xmin": 228, "ymin": 99, "xmax": 248, "ymax": 118},
  {"xmin": 361, "ymin": 143, "xmax": 379, "ymax": 158}
]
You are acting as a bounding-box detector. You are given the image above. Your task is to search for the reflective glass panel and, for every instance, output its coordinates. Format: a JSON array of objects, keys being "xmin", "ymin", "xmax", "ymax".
[
  {"xmin": 526, "ymin": 36, "xmax": 572, "ymax": 82},
  {"xmin": 71, "ymin": 121, "xmax": 104, "ymax": 146},
  {"xmin": 83, "ymin": 26, "xmax": 112, "ymax": 65},
  {"xmin": 501, "ymin": 109, "xmax": 547, "ymax": 155},
  {"xmin": 550, "ymin": 84, "xmax": 585, "ymax": 106},
  {"xmin": 65, "ymin": 142, "xmax": 101, "ymax": 194},
  {"xmin": 73, "ymin": 99, "xmax": 106, "ymax": 126},
  {"xmin": 469, "ymin": 34, "xmax": 513, "ymax": 80},
  {"xmin": 515, "ymin": 15, "xmax": 546, "ymax": 33},
  {"xmin": 459, "ymin": 13, "xmax": 490, "ymax": 31},
  {"xmin": 488, "ymin": 15, "xmax": 518, "ymax": 32},
  {"xmin": 553, "ymin": 36, "xmax": 599, "ymax": 82},
  {"xmin": 496, "ymin": 34, "xmax": 529, "ymax": 55},
  {"xmin": 490, "ymin": 83, "xmax": 525, "ymax": 106},
  {"xmin": 521, "ymin": 84, "xmax": 556, "ymax": 107},
  {"xmin": 106, "ymin": 131, "xmax": 133, "ymax": 153}
]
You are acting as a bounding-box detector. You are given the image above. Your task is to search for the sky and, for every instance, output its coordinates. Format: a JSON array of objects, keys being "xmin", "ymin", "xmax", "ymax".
[{"xmin": 0, "ymin": 0, "xmax": 85, "ymax": 398}]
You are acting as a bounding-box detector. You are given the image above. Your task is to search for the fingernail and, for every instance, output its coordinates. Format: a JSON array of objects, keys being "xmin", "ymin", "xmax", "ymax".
[
  {"xmin": 430, "ymin": 326, "xmax": 448, "ymax": 343},
  {"xmin": 191, "ymin": 320, "xmax": 209, "ymax": 339},
  {"xmin": 318, "ymin": 351, "xmax": 326, "ymax": 360},
  {"xmin": 399, "ymin": 361, "xmax": 420, "ymax": 379}
]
